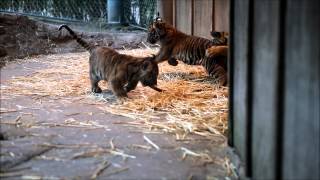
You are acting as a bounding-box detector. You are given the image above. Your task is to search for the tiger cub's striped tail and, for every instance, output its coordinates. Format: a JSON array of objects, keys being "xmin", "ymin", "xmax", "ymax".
[{"xmin": 59, "ymin": 24, "xmax": 93, "ymax": 51}]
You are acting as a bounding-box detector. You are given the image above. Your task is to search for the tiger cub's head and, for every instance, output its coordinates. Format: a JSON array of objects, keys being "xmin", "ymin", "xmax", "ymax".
[
  {"xmin": 147, "ymin": 17, "xmax": 175, "ymax": 44},
  {"xmin": 139, "ymin": 55, "xmax": 159, "ymax": 87},
  {"xmin": 210, "ymin": 31, "xmax": 229, "ymax": 45}
]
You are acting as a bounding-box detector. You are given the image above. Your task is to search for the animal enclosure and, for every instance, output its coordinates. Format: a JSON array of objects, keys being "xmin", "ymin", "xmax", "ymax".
[
  {"xmin": 0, "ymin": 0, "xmax": 157, "ymax": 29},
  {"xmin": 1, "ymin": 49, "xmax": 229, "ymax": 136},
  {"xmin": 1, "ymin": 0, "xmax": 318, "ymax": 179},
  {"xmin": 0, "ymin": 0, "xmax": 232, "ymax": 177}
]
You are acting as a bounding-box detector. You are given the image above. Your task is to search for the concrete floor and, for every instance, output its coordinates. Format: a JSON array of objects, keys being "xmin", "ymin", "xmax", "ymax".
[{"xmin": 0, "ymin": 57, "xmax": 233, "ymax": 179}]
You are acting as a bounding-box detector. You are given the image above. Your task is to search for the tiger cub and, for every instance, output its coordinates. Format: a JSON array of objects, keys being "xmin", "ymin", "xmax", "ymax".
[
  {"xmin": 210, "ymin": 31, "xmax": 228, "ymax": 46},
  {"xmin": 59, "ymin": 25, "xmax": 162, "ymax": 98},
  {"xmin": 147, "ymin": 18, "xmax": 228, "ymax": 85},
  {"xmin": 205, "ymin": 46, "xmax": 228, "ymax": 86}
]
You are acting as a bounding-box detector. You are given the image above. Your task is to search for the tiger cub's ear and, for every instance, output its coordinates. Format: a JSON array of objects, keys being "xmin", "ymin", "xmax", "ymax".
[
  {"xmin": 148, "ymin": 54, "xmax": 161, "ymax": 64},
  {"xmin": 150, "ymin": 54, "xmax": 156, "ymax": 59},
  {"xmin": 155, "ymin": 12, "xmax": 162, "ymax": 22},
  {"xmin": 211, "ymin": 31, "xmax": 222, "ymax": 38}
]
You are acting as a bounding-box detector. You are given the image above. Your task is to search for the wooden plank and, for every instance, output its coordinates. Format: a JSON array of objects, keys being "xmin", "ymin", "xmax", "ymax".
[
  {"xmin": 193, "ymin": 0, "xmax": 213, "ymax": 38},
  {"xmin": 251, "ymin": 1, "xmax": 281, "ymax": 179},
  {"xmin": 172, "ymin": 0, "xmax": 176, "ymax": 27},
  {"xmin": 157, "ymin": 0, "xmax": 174, "ymax": 25},
  {"xmin": 232, "ymin": 0, "xmax": 250, "ymax": 165},
  {"xmin": 214, "ymin": 0, "xmax": 230, "ymax": 32},
  {"xmin": 282, "ymin": 0, "xmax": 320, "ymax": 179},
  {"xmin": 175, "ymin": 0, "xmax": 192, "ymax": 34}
]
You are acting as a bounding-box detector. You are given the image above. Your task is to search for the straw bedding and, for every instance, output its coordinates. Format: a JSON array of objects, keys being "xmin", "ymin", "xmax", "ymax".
[{"xmin": 1, "ymin": 48, "xmax": 228, "ymax": 137}]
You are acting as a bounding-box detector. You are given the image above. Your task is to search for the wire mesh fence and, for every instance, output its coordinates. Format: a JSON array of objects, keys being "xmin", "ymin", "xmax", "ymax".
[{"xmin": 0, "ymin": 0, "xmax": 157, "ymax": 29}]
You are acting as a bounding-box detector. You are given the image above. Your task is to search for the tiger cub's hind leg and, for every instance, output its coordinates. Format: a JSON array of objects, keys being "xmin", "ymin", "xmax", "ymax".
[
  {"xmin": 110, "ymin": 79, "xmax": 128, "ymax": 98},
  {"xmin": 210, "ymin": 65, "xmax": 227, "ymax": 86}
]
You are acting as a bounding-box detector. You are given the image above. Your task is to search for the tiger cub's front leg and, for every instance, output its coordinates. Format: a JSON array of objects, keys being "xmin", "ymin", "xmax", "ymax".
[
  {"xmin": 90, "ymin": 73, "xmax": 102, "ymax": 93},
  {"xmin": 168, "ymin": 57, "xmax": 178, "ymax": 66},
  {"xmin": 110, "ymin": 79, "xmax": 128, "ymax": 98},
  {"xmin": 125, "ymin": 79, "xmax": 139, "ymax": 92}
]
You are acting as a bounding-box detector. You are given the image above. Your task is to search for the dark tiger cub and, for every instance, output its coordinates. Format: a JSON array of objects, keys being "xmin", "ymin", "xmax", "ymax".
[
  {"xmin": 59, "ymin": 25, "xmax": 162, "ymax": 98},
  {"xmin": 147, "ymin": 19, "xmax": 228, "ymax": 85},
  {"xmin": 205, "ymin": 46, "xmax": 228, "ymax": 86}
]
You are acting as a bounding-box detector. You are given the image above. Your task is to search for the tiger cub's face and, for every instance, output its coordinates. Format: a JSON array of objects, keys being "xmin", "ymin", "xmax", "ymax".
[
  {"xmin": 210, "ymin": 31, "xmax": 229, "ymax": 45},
  {"xmin": 147, "ymin": 26, "xmax": 159, "ymax": 44},
  {"xmin": 147, "ymin": 18, "xmax": 170, "ymax": 44},
  {"xmin": 147, "ymin": 16, "xmax": 164, "ymax": 44},
  {"xmin": 140, "ymin": 56, "xmax": 159, "ymax": 87}
]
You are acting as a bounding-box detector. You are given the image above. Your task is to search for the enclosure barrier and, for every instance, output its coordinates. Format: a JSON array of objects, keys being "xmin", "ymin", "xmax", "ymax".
[{"xmin": 0, "ymin": 0, "xmax": 157, "ymax": 28}]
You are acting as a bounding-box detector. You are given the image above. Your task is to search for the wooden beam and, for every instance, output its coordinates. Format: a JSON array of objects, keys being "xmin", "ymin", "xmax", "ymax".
[
  {"xmin": 251, "ymin": 0, "xmax": 282, "ymax": 178},
  {"xmin": 232, "ymin": 0, "xmax": 251, "ymax": 176}
]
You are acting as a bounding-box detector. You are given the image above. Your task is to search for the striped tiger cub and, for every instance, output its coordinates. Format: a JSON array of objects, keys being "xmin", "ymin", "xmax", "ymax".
[
  {"xmin": 59, "ymin": 25, "xmax": 162, "ymax": 98},
  {"xmin": 147, "ymin": 18, "xmax": 228, "ymax": 86}
]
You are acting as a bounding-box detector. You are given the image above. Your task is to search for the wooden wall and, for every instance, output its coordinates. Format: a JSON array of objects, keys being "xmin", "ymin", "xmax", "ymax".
[
  {"xmin": 229, "ymin": 0, "xmax": 320, "ymax": 179},
  {"xmin": 193, "ymin": 0, "xmax": 213, "ymax": 38},
  {"xmin": 174, "ymin": 0, "xmax": 192, "ymax": 35},
  {"xmin": 158, "ymin": 0, "xmax": 319, "ymax": 179},
  {"xmin": 157, "ymin": 0, "xmax": 229, "ymax": 39},
  {"xmin": 214, "ymin": 0, "xmax": 229, "ymax": 32},
  {"xmin": 156, "ymin": 0, "xmax": 174, "ymax": 25}
]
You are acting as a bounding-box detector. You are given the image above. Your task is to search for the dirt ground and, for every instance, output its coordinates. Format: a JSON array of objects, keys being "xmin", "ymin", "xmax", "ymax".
[
  {"xmin": 0, "ymin": 12, "xmax": 235, "ymax": 180},
  {"xmin": 0, "ymin": 49, "xmax": 235, "ymax": 179}
]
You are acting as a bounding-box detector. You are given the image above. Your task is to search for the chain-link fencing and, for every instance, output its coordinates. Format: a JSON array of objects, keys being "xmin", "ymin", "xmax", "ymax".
[{"xmin": 0, "ymin": 0, "xmax": 157, "ymax": 29}]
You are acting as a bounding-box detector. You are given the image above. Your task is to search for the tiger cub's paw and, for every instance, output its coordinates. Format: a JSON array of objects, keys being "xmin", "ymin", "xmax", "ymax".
[
  {"xmin": 92, "ymin": 86, "xmax": 102, "ymax": 93},
  {"xmin": 168, "ymin": 58, "xmax": 178, "ymax": 66}
]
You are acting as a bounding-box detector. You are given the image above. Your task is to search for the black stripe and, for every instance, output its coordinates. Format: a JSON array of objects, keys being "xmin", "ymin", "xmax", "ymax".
[
  {"xmin": 246, "ymin": 0, "xmax": 254, "ymax": 177},
  {"xmin": 275, "ymin": 0, "xmax": 286, "ymax": 179}
]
